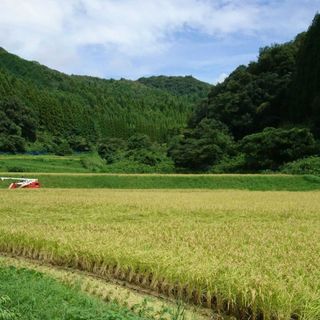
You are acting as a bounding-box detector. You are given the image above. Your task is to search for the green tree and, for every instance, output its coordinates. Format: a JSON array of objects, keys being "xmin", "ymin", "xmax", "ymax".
[
  {"xmin": 0, "ymin": 98, "xmax": 37, "ymax": 153},
  {"xmin": 240, "ymin": 127, "xmax": 317, "ymax": 171},
  {"xmin": 98, "ymin": 138, "xmax": 126, "ymax": 164},
  {"xmin": 168, "ymin": 119, "xmax": 235, "ymax": 170},
  {"xmin": 189, "ymin": 36, "xmax": 301, "ymax": 140},
  {"xmin": 291, "ymin": 14, "xmax": 320, "ymax": 135},
  {"xmin": 127, "ymin": 134, "xmax": 152, "ymax": 150},
  {"xmin": 0, "ymin": 135, "xmax": 25, "ymax": 153}
]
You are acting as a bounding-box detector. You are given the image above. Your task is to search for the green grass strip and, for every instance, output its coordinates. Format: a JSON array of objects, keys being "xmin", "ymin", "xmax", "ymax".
[
  {"xmin": 0, "ymin": 265, "xmax": 148, "ymax": 320},
  {"xmin": 1, "ymin": 173, "xmax": 320, "ymax": 191}
]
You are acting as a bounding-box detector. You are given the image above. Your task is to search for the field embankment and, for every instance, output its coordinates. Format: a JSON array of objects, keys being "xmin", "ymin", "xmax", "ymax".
[
  {"xmin": 1, "ymin": 189, "xmax": 320, "ymax": 319},
  {"xmin": 1, "ymin": 172, "xmax": 320, "ymax": 191}
]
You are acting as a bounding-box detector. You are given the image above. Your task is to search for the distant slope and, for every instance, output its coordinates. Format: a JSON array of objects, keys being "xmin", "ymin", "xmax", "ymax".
[
  {"xmin": 0, "ymin": 48, "xmax": 205, "ymax": 142},
  {"xmin": 138, "ymin": 75, "xmax": 211, "ymax": 103}
]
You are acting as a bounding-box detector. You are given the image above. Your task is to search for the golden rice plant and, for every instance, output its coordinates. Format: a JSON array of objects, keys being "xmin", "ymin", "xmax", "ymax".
[{"xmin": 1, "ymin": 189, "xmax": 320, "ymax": 319}]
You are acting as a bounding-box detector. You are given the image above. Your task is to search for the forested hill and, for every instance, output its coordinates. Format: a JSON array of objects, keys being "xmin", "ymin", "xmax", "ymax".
[
  {"xmin": 169, "ymin": 14, "xmax": 320, "ymax": 172},
  {"xmin": 137, "ymin": 75, "xmax": 211, "ymax": 103},
  {"xmin": 0, "ymin": 47, "xmax": 209, "ymax": 152}
]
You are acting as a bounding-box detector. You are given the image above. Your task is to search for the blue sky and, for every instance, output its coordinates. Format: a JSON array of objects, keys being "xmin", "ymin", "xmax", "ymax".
[{"xmin": 0, "ymin": 0, "xmax": 319, "ymax": 83}]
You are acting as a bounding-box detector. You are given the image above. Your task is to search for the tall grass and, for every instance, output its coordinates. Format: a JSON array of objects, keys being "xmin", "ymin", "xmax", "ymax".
[{"xmin": 0, "ymin": 189, "xmax": 320, "ymax": 319}]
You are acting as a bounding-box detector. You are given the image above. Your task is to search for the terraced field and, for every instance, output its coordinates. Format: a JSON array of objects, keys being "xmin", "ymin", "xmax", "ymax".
[{"xmin": 1, "ymin": 188, "xmax": 320, "ymax": 319}]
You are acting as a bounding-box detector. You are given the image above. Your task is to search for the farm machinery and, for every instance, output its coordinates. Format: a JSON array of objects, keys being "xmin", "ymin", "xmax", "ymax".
[{"xmin": 0, "ymin": 177, "xmax": 41, "ymax": 189}]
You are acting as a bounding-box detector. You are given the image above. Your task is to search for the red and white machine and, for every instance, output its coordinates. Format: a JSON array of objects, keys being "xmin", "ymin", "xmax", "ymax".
[{"xmin": 0, "ymin": 177, "xmax": 40, "ymax": 189}]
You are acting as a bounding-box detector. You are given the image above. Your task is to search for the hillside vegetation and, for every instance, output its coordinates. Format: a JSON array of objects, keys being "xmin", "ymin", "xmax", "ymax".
[
  {"xmin": 0, "ymin": 48, "xmax": 210, "ymax": 152},
  {"xmin": 1, "ymin": 14, "xmax": 320, "ymax": 174},
  {"xmin": 169, "ymin": 14, "xmax": 320, "ymax": 173}
]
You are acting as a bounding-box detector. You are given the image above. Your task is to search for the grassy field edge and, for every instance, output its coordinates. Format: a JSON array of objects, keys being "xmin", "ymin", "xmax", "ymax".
[
  {"xmin": 0, "ymin": 253, "xmax": 211, "ymax": 320},
  {"xmin": 0, "ymin": 257, "xmax": 153, "ymax": 320},
  {"xmin": 1, "ymin": 173, "xmax": 320, "ymax": 190}
]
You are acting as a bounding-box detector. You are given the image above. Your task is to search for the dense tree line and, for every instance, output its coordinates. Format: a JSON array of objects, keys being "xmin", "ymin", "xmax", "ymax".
[
  {"xmin": 290, "ymin": 14, "xmax": 320, "ymax": 135},
  {"xmin": 169, "ymin": 14, "xmax": 320, "ymax": 172}
]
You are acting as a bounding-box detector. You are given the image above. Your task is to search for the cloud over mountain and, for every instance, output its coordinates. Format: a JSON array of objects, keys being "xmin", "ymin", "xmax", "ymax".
[{"xmin": 0, "ymin": 0, "xmax": 319, "ymax": 82}]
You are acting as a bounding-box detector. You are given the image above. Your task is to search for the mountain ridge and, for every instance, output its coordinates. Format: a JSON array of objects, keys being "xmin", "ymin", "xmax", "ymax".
[{"xmin": 0, "ymin": 47, "xmax": 210, "ymax": 152}]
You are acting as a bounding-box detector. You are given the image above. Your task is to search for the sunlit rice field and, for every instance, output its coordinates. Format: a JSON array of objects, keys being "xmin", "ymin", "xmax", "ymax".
[{"xmin": 1, "ymin": 189, "xmax": 320, "ymax": 319}]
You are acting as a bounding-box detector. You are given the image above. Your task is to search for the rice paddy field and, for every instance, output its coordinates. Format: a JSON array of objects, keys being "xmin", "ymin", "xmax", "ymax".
[{"xmin": 1, "ymin": 187, "xmax": 320, "ymax": 319}]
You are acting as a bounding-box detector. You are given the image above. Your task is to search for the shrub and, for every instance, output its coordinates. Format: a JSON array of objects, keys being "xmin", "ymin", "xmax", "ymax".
[
  {"xmin": 211, "ymin": 154, "xmax": 246, "ymax": 173},
  {"xmin": 281, "ymin": 156, "xmax": 320, "ymax": 175},
  {"xmin": 127, "ymin": 134, "xmax": 152, "ymax": 150},
  {"xmin": 240, "ymin": 127, "xmax": 318, "ymax": 171},
  {"xmin": 30, "ymin": 132, "xmax": 57, "ymax": 153},
  {"xmin": 0, "ymin": 135, "xmax": 26, "ymax": 153},
  {"xmin": 102, "ymin": 159, "xmax": 174, "ymax": 173},
  {"xmin": 168, "ymin": 119, "xmax": 235, "ymax": 171},
  {"xmin": 7, "ymin": 166, "xmax": 25, "ymax": 173},
  {"xmin": 68, "ymin": 136, "xmax": 92, "ymax": 152},
  {"xmin": 97, "ymin": 134, "xmax": 173, "ymax": 172},
  {"xmin": 53, "ymin": 140, "xmax": 73, "ymax": 156},
  {"xmin": 98, "ymin": 138, "xmax": 126, "ymax": 164},
  {"xmin": 80, "ymin": 154, "xmax": 106, "ymax": 172}
]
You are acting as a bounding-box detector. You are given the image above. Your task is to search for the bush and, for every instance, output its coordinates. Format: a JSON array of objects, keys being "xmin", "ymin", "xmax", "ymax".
[
  {"xmin": 127, "ymin": 134, "xmax": 152, "ymax": 150},
  {"xmin": 97, "ymin": 134, "xmax": 173, "ymax": 172},
  {"xmin": 126, "ymin": 147, "xmax": 168, "ymax": 166},
  {"xmin": 53, "ymin": 140, "xmax": 73, "ymax": 156},
  {"xmin": 281, "ymin": 156, "xmax": 320, "ymax": 175},
  {"xmin": 101, "ymin": 159, "xmax": 174, "ymax": 173},
  {"xmin": 98, "ymin": 138, "xmax": 126, "ymax": 164},
  {"xmin": 211, "ymin": 154, "xmax": 246, "ymax": 173},
  {"xmin": 7, "ymin": 166, "xmax": 25, "ymax": 172},
  {"xmin": 68, "ymin": 136, "xmax": 92, "ymax": 152},
  {"xmin": 29, "ymin": 132, "xmax": 57, "ymax": 153},
  {"xmin": 168, "ymin": 119, "xmax": 235, "ymax": 171},
  {"xmin": 240, "ymin": 127, "xmax": 318, "ymax": 171},
  {"xmin": 0, "ymin": 98, "xmax": 37, "ymax": 142},
  {"xmin": 0, "ymin": 135, "xmax": 26, "ymax": 153},
  {"xmin": 80, "ymin": 154, "xmax": 106, "ymax": 172}
]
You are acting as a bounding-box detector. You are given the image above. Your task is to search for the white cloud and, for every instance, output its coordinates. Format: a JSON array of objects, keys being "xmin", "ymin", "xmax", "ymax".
[
  {"xmin": 0, "ymin": 0, "xmax": 319, "ymax": 80},
  {"xmin": 214, "ymin": 72, "xmax": 229, "ymax": 84}
]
